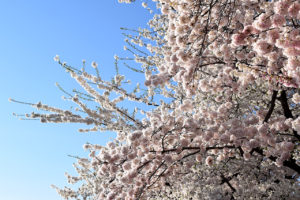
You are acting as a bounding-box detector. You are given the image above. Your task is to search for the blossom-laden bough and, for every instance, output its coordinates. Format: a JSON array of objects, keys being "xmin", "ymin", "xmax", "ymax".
[{"xmin": 12, "ymin": 0, "xmax": 300, "ymax": 199}]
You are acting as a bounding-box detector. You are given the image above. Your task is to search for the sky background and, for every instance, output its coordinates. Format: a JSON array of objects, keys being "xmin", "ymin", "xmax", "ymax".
[{"xmin": 0, "ymin": 1, "xmax": 154, "ymax": 199}]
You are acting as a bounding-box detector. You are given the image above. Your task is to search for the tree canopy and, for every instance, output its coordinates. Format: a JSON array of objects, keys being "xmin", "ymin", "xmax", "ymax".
[{"xmin": 12, "ymin": 0, "xmax": 300, "ymax": 199}]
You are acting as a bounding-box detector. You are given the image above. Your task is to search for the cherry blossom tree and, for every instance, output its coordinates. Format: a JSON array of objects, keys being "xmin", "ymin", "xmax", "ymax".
[{"xmin": 12, "ymin": 0, "xmax": 300, "ymax": 199}]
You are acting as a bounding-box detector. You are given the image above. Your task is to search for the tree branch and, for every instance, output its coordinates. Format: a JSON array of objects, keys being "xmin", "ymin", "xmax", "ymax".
[
  {"xmin": 263, "ymin": 90, "xmax": 278, "ymax": 123},
  {"xmin": 253, "ymin": 148, "xmax": 300, "ymax": 174},
  {"xmin": 278, "ymin": 90, "xmax": 300, "ymax": 141}
]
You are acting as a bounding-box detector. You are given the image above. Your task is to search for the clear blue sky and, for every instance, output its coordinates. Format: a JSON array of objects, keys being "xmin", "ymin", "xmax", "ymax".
[{"xmin": 0, "ymin": 1, "xmax": 153, "ymax": 199}]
